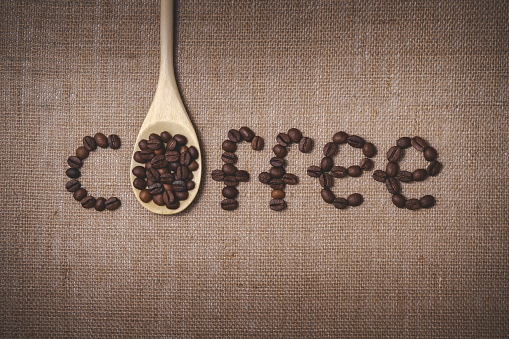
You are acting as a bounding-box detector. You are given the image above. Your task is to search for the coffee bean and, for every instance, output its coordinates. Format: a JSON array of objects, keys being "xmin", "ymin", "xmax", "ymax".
[
  {"xmin": 239, "ymin": 127, "xmax": 255, "ymax": 142},
  {"xmin": 427, "ymin": 160, "xmax": 441, "ymax": 176},
  {"xmin": 187, "ymin": 180, "xmax": 196, "ymax": 191},
  {"xmin": 270, "ymin": 157, "xmax": 285, "ymax": 167},
  {"xmin": 67, "ymin": 156, "xmax": 82, "ymax": 168},
  {"xmin": 270, "ymin": 199, "xmax": 286, "ymax": 211},
  {"xmin": 176, "ymin": 166, "xmax": 189, "ymax": 180},
  {"xmin": 65, "ymin": 179, "xmax": 81, "ymax": 192},
  {"xmin": 424, "ymin": 147, "xmax": 437, "ymax": 161},
  {"xmin": 180, "ymin": 152, "xmax": 192, "ymax": 166},
  {"xmin": 321, "ymin": 188, "xmax": 335, "ymax": 203},
  {"xmin": 299, "ymin": 137, "xmax": 313, "ymax": 153},
  {"xmin": 228, "ymin": 129, "xmax": 242, "ymax": 143},
  {"xmin": 165, "ymin": 150, "xmax": 179, "ymax": 162},
  {"xmin": 321, "ymin": 157, "xmax": 333, "ymax": 171},
  {"xmin": 392, "ymin": 194, "xmax": 406, "ymax": 208},
  {"xmin": 147, "ymin": 139, "xmax": 162, "ymax": 150},
  {"xmin": 359, "ymin": 158, "xmax": 373, "ymax": 171},
  {"xmin": 133, "ymin": 178, "xmax": 147, "ymax": 190},
  {"xmin": 157, "ymin": 167, "xmax": 169, "ymax": 175},
  {"xmin": 362, "ymin": 142, "xmax": 377, "ymax": 158},
  {"xmin": 139, "ymin": 189, "xmax": 152, "ymax": 203},
  {"xmin": 346, "ymin": 135, "xmax": 365, "ymax": 148},
  {"xmin": 372, "ymin": 170, "xmax": 387, "ymax": 182},
  {"xmin": 168, "ymin": 162, "xmax": 178, "ymax": 171},
  {"xmin": 276, "ymin": 133, "xmax": 291, "ymax": 147},
  {"xmin": 221, "ymin": 151, "xmax": 237, "ymax": 164},
  {"xmin": 222, "ymin": 164, "xmax": 237, "ymax": 176},
  {"xmin": 222, "ymin": 186, "xmax": 238, "ymax": 199},
  {"xmin": 83, "ymin": 136, "xmax": 97, "ymax": 151},
  {"xmin": 347, "ymin": 193, "xmax": 363, "ymax": 207},
  {"xmin": 251, "ymin": 136, "xmax": 264, "ymax": 150},
  {"xmin": 152, "ymin": 194, "xmax": 164, "ymax": 206},
  {"xmin": 146, "ymin": 168, "xmax": 160, "ymax": 183},
  {"xmin": 159, "ymin": 131, "xmax": 171, "ymax": 142},
  {"xmin": 396, "ymin": 137, "xmax": 411, "ymax": 149},
  {"xmin": 287, "ymin": 128, "xmax": 302, "ymax": 143},
  {"xmin": 271, "ymin": 189, "xmax": 285, "ymax": 199},
  {"xmin": 347, "ymin": 165, "xmax": 362, "ymax": 177},
  {"xmin": 172, "ymin": 180, "xmax": 187, "ymax": 192},
  {"xmin": 270, "ymin": 167, "xmax": 285, "ymax": 178},
  {"xmin": 258, "ymin": 172, "xmax": 272, "ymax": 184},
  {"xmin": 138, "ymin": 139, "xmax": 149, "ymax": 150},
  {"xmin": 132, "ymin": 166, "xmax": 146, "ymax": 178},
  {"xmin": 331, "ymin": 166, "xmax": 348, "ymax": 178},
  {"xmin": 411, "ymin": 136, "xmax": 427, "ymax": 152},
  {"xmin": 175, "ymin": 190, "xmax": 189, "ymax": 201},
  {"xmin": 211, "ymin": 170, "xmax": 225, "ymax": 181},
  {"xmin": 166, "ymin": 138, "xmax": 179, "ymax": 151},
  {"xmin": 133, "ymin": 151, "xmax": 145, "ymax": 163},
  {"xmin": 221, "ymin": 198, "xmax": 238, "ymax": 210},
  {"xmin": 151, "ymin": 154, "xmax": 168, "ymax": 169},
  {"xmin": 92, "ymin": 133, "xmax": 107, "ymax": 148},
  {"xmin": 146, "ymin": 179, "xmax": 155, "ymax": 187},
  {"xmin": 396, "ymin": 171, "xmax": 413, "ymax": 183},
  {"xmin": 319, "ymin": 172, "xmax": 333, "ymax": 187},
  {"xmin": 323, "ymin": 142, "xmax": 337, "ymax": 157},
  {"xmin": 148, "ymin": 183, "xmax": 164, "ymax": 195},
  {"xmin": 387, "ymin": 146, "xmax": 402, "ymax": 162},
  {"xmin": 105, "ymin": 197, "xmax": 121, "ymax": 210},
  {"xmin": 333, "ymin": 131, "xmax": 348, "ymax": 144},
  {"xmin": 173, "ymin": 134, "xmax": 188, "ymax": 146},
  {"xmin": 160, "ymin": 173, "xmax": 174, "ymax": 184},
  {"xmin": 149, "ymin": 133, "xmax": 161, "ymax": 141},
  {"xmin": 420, "ymin": 195, "xmax": 435, "ymax": 208},
  {"xmin": 94, "ymin": 197, "xmax": 106, "ymax": 211},
  {"xmin": 108, "ymin": 134, "xmax": 121, "ymax": 149},
  {"xmin": 273, "ymin": 145, "xmax": 287, "ymax": 158},
  {"xmin": 163, "ymin": 183, "xmax": 173, "ymax": 191},
  {"xmin": 412, "ymin": 169, "xmax": 427, "ymax": 181},
  {"xmin": 269, "ymin": 178, "xmax": 285, "ymax": 190},
  {"xmin": 333, "ymin": 197, "xmax": 348, "ymax": 209},
  {"xmin": 386, "ymin": 177, "xmax": 400, "ymax": 194},
  {"xmin": 405, "ymin": 198, "xmax": 420, "ymax": 210},
  {"xmin": 282, "ymin": 173, "xmax": 298, "ymax": 185},
  {"xmin": 180, "ymin": 145, "xmax": 189, "ymax": 154},
  {"xmin": 187, "ymin": 146, "xmax": 199, "ymax": 160},
  {"xmin": 307, "ymin": 166, "xmax": 322, "ymax": 178},
  {"xmin": 224, "ymin": 176, "xmax": 239, "ymax": 187},
  {"xmin": 76, "ymin": 146, "xmax": 89, "ymax": 160},
  {"xmin": 163, "ymin": 190, "xmax": 176, "ymax": 206},
  {"xmin": 235, "ymin": 170, "xmax": 250, "ymax": 182},
  {"xmin": 66, "ymin": 168, "xmax": 81, "ymax": 179},
  {"xmin": 386, "ymin": 162, "xmax": 399, "ymax": 177},
  {"xmin": 81, "ymin": 196, "xmax": 96, "ymax": 208},
  {"xmin": 140, "ymin": 149, "xmax": 155, "ymax": 161},
  {"xmin": 188, "ymin": 161, "xmax": 199, "ymax": 171},
  {"xmin": 222, "ymin": 140, "xmax": 237, "ymax": 152},
  {"xmin": 155, "ymin": 148, "xmax": 165, "ymax": 156},
  {"xmin": 73, "ymin": 188, "xmax": 87, "ymax": 201}
]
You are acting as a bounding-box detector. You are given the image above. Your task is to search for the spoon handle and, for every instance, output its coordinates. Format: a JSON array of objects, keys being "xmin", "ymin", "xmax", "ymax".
[{"xmin": 158, "ymin": 0, "xmax": 177, "ymax": 91}]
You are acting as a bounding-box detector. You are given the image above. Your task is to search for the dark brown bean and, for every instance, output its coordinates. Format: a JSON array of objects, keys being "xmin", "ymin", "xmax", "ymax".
[
  {"xmin": 160, "ymin": 172, "xmax": 175, "ymax": 184},
  {"xmin": 81, "ymin": 196, "xmax": 96, "ymax": 208},
  {"xmin": 347, "ymin": 165, "xmax": 362, "ymax": 177},
  {"xmin": 333, "ymin": 197, "xmax": 348, "ymax": 209},
  {"xmin": 94, "ymin": 197, "xmax": 106, "ymax": 211},
  {"xmin": 319, "ymin": 172, "xmax": 333, "ymax": 188},
  {"xmin": 427, "ymin": 160, "xmax": 441, "ymax": 176},
  {"xmin": 221, "ymin": 151, "xmax": 237, "ymax": 164},
  {"xmin": 282, "ymin": 173, "xmax": 298, "ymax": 185},
  {"xmin": 165, "ymin": 150, "xmax": 180, "ymax": 162},
  {"xmin": 221, "ymin": 198, "xmax": 238, "ymax": 210},
  {"xmin": 362, "ymin": 142, "xmax": 377, "ymax": 158},
  {"xmin": 66, "ymin": 168, "xmax": 81, "ymax": 179},
  {"xmin": 307, "ymin": 166, "xmax": 322, "ymax": 178},
  {"xmin": 173, "ymin": 134, "xmax": 187, "ymax": 146},
  {"xmin": 271, "ymin": 189, "xmax": 285, "ymax": 199},
  {"xmin": 73, "ymin": 188, "xmax": 87, "ymax": 201},
  {"xmin": 105, "ymin": 197, "xmax": 121, "ymax": 210},
  {"xmin": 276, "ymin": 133, "xmax": 291, "ymax": 147},
  {"xmin": 420, "ymin": 195, "xmax": 435, "ymax": 208},
  {"xmin": 76, "ymin": 146, "xmax": 89, "ymax": 160},
  {"xmin": 347, "ymin": 193, "xmax": 363, "ymax": 207},
  {"xmin": 269, "ymin": 178, "xmax": 285, "ymax": 190},
  {"xmin": 372, "ymin": 170, "xmax": 388, "ymax": 182},
  {"xmin": 146, "ymin": 168, "xmax": 160, "ymax": 183},
  {"xmin": 321, "ymin": 157, "xmax": 333, "ymax": 171},
  {"xmin": 321, "ymin": 188, "xmax": 335, "ymax": 203},
  {"xmin": 424, "ymin": 147, "xmax": 437, "ymax": 161},
  {"xmin": 222, "ymin": 140, "xmax": 237, "ymax": 152},
  {"xmin": 235, "ymin": 170, "xmax": 250, "ymax": 182},
  {"xmin": 149, "ymin": 133, "xmax": 161, "ymax": 141},
  {"xmin": 132, "ymin": 166, "xmax": 146, "ymax": 178},
  {"xmin": 359, "ymin": 158, "xmax": 373, "ymax": 171},
  {"xmin": 273, "ymin": 145, "xmax": 287, "ymax": 158},
  {"xmin": 94, "ymin": 133, "xmax": 108, "ymax": 148},
  {"xmin": 386, "ymin": 177, "xmax": 400, "ymax": 194},
  {"xmin": 323, "ymin": 142, "xmax": 337, "ymax": 157},
  {"xmin": 406, "ymin": 198, "xmax": 421, "ymax": 210},
  {"xmin": 166, "ymin": 138, "xmax": 179, "ymax": 151},
  {"xmin": 270, "ymin": 167, "xmax": 285, "ymax": 178},
  {"xmin": 188, "ymin": 146, "xmax": 199, "ymax": 160},
  {"xmin": 65, "ymin": 179, "xmax": 81, "ymax": 192},
  {"xmin": 346, "ymin": 135, "xmax": 365, "ymax": 148},
  {"xmin": 133, "ymin": 178, "xmax": 147, "ymax": 190},
  {"xmin": 269, "ymin": 199, "xmax": 286, "ymax": 211},
  {"xmin": 139, "ymin": 189, "xmax": 152, "ymax": 203},
  {"xmin": 138, "ymin": 139, "xmax": 149, "ymax": 150},
  {"xmin": 188, "ymin": 161, "xmax": 199, "ymax": 171},
  {"xmin": 160, "ymin": 131, "xmax": 172, "ymax": 142},
  {"xmin": 332, "ymin": 131, "xmax": 348, "ymax": 144},
  {"xmin": 152, "ymin": 194, "xmax": 164, "ymax": 206},
  {"xmin": 140, "ymin": 149, "xmax": 155, "ymax": 161},
  {"xmin": 387, "ymin": 146, "xmax": 402, "ymax": 162},
  {"xmin": 211, "ymin": 170, "xmax": 225, "ymax": 181},
  {"xmin": 224, "ymin": 176, "xmax": 239, "ymax": 187},
  {"xmin": 222, "ymin": 164, "xmax": 237, "ymax": 176},
  {"xmin": 396, "ymin": 137, "xmax": 411, "ymax": 149},
  {"xmin": 148, "ymin": 183, "xmax": 164, "ymax": 195},
  {"xmin": 258, "ymin": 172, "xmax": 272, "ymax": 184},
  {"xmin": 187, "ymin": 180, "xmax": 196, "ymax": 191},
  {"xmin": 147, "ymin": 139, "xmax": 162, "ymax": 150},
  {"xmin": 331, "ymin": 166, "xmax": 348, "ymax": 178},
  {"xmin": 270, "ymin": 157, "xmax": 285, "ymax": 167},
  {"xmin": 287, "ymin": 128, "xmax": 302, "ymax": 143},
  {"xmin": 67, "ymin": 156, "xmax": 82, "ymax": 169},
  {"xmin": 163, "ymin": 190, "xmax": 176, "ymax": 206},
  {"xmin": 107, "ymin": 134, "xmax": 121, "ymax": 149},
  {"xmin": 228, "ymin": 129, "xmax": 242, "ymax": 143},
  {"xmin": 151, "ymin": 154, "xmax": 168, "ymax": 169},
  {"xmin": 251, "ymin": 136, "xmax": 264, "ymax": 150},
  {"xmin": 172, "ymin": 181, "xmax": 187, "ymax": 192},
  {"xmin": 392, "ymin": 194, "xmax": 406, "ymax": 208},
  {"xmin": 222, "ymin": 186, "xmax": 238, "ymax": 199},
  {"xmin": 176, "ymin": 166, "xmax": 189, "ymax": 180},
  {"xmin": 299, "ymin": 137, "xmax": 313, "ymax": 153},
  {"xmin": 386, "ymin": 162, "xmax": 399, "ymax": 177},
  {"xmin": 239, "ymin": 127, "xmax": 255, "ymax": 142},
  {"xmin": 179, "ymin": 152, "xmax": 192, "ymax": 166},
  {"xmin": 83, "ymin": 136, "xmax": 97, "ymax": 151},
  {"xmin": 411, "ymin": 136, "xmax": 427, "ymax": 152},
  {"xmin": 412, "ymin": 169, "xmax": 427, "ymax": 181},
  {"xmin": 396, "ymin": 171, "xmax": 413, "ymax": 183}
]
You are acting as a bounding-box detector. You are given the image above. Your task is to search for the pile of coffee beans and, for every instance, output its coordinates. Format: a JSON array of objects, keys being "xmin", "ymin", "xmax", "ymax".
[
  {"xmin": 308, "ymin": 132, "xmax": 376, "ymax": 209},
  {"xmin": 65, "ymin": 133, "xmax": 121, "ymax": 211},
  {"xmin": 132, "ymin": 131, "xmax": 199, "ymax": 209},
  {"xmin": 211, "ymin": 127, "xmax": 262, "ymax": 210},
  {"xmin": 372, "ymin": 136, "xmax": 441, "ymax": 210},
  {"xmin": 258, "ymin": 128, "xmax": 311, "ymax": 211}
]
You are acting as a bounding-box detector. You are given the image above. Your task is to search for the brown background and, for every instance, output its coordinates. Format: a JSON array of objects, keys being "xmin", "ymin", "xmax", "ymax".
[{"xmin": 1, "ymin": 0, "xmax": 508, "ymax": 337}]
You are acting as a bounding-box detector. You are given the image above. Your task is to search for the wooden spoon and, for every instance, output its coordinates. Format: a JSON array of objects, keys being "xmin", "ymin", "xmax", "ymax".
[{"xmin": 130, "ymin": 0, "xmax": 201, "ymax": 214}]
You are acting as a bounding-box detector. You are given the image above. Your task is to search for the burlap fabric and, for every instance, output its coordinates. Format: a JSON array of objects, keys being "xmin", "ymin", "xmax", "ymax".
[{"xmin": 1, "ymin": 0, "xmax": 507, "ymax": 337}]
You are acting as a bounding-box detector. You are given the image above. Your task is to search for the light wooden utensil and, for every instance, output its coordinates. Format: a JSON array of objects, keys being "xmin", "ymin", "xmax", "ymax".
[{"xmin": 130, "ymin": 0, "xmax": 201, "ymax": 214}]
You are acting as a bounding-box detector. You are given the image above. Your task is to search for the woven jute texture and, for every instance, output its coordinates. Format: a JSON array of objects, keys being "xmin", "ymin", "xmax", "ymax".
[{"xmin": 1, "ymin": 0, "xmax": 508, "ymax": 337}]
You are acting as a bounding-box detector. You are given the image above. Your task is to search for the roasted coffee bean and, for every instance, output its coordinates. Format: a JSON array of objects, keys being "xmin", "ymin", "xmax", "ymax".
[
  {"xmin": 146, "ymin": 179, "xmax": 155, "ymax": 187},
  {"xmin": 420, "ymin": 195, "xmax": 435, "ymax": 208},
  {"xmin": 319, "ymin": 172, "xmax": 333, "ymax": 188},
  {"xmin": 222, "ymin": 140, "xmax": 237, "ymax": 152},
  {"xmin": 138, "ymin": 139, "xmax": 149, "ymax": 150},
  {"xmin": 133, "ymin": 178, "xmax": 147, "ymax": 190},
  {"xmin": 172, "ymin": 180, "xmax": 187, "ymax": 192},
  {"xmin": 258, "ymin": 172, "xmax": 272, "ymax": 184},
  {"xmin": 299, "ymin": 137, "xmax": 313, "ymax": 153},
  {"xmin": 323, "ymin": 142, "xmax": 337, "ymax": 157},
  {"xmin": 211, "ymin": 170, "xmax": 225, "ymax": 181},
  {"xmin": 321, "ymin": 188, "xmax": 335, "ymax": 203},
  {"xmin": 333, "ymin": 131, "xmax": 348, "ymax": 144},
  {"xmin": 188, "ymin": 161, "xmax": 199, "ymax": 171},
  {"xmin": 396, "ymin": 137, "xmax": 411, "ymax": 149},
  {"xmin": 392, "ymin": 194, "xmax": 406, "ymax": 208},
  {"xmin": 176, "ymin": 190, "xmax": 190, "ymax": 201},
  {"xmin": 235, "ymin": 170, "xmax": 250, "ymax": 182},
  {"xmin": 154, "ymin": 148, "xmax": 165, "ymax": 156},
  {"xmin": 269, "ymin": 178, "xmax": 285, "ymax": 190},
  {"xmin": 187, "ymin": 180, "xmax": 196, "ymax": 191},
  {"xmin": 270, "ymin": 157, "xmax": 285, "ymax": 167},
  {"xmin": 140, "ymin": 149, "xmax": 155, "ymax": 161},
  {"xmin": 411, "ymin": 136, "xmax": 427, "ymax": 152},
  {"xmin": 152, "ymin": 194, "xmax": 165, "ymax": 206},
  {"xmin": 287, "ymin": 128, "xmax": 302, "ymax": 143},
  {"xmin": 224, "ymin": 176, "xmax": 239, "ymax": 187},
  {"xmin": 221, "ymin": 151, "xmax": 237, "ymax": 164},
  {"xmin": 176, "ymin": 166, "xmax": 189, "ymax": 180},
  {"xmin": 221, "ymin": 198, "xmax": 238, "ymax": 210},
  {"xmin": 168, "ymin": 162, "xmax": 178, "ymax": 171},
  {"xmin": 166, "ymin": 138, "xmax": 179, "ymax": 151},
  {"xmin": 427, "ymin": 160, "xmax": 441, "ymax": 176},
  {"xmin": 179, "ymin": 152, "xmax": 192, "ymax": 166},
  {"xmin": 147, "ymin": 139, "xmax": 162, "ymax": 150},
  {"xmin": 386, "ymin": 177, "xmax": 400, "ymax": 194},
  {"xmin": 93, "ymin": 133, "xmax": 108, "ymax": 148},
  {"xmin": 163, "ymin": 190, "xmax": 176, "ymax": 206},
  {"xmin": 160, "ymin": 131, "xmax": 172, "ymax": 142},
  {"xmin": 347, "ymin": 165, "xmax": 362, "ymax": 177},
  {"xmin": 67, "ymin": 156, "xmax": 82, "ymax": 168},
  {"xmin": 282, "ymin": 173, "xmax": 298, "ymax": 185},
  {"xmin": 179, "ymin": 145, "xmax": 189, "ymax": 154},
  {"xmin": 346, "ymin": 135, "xmax": 365, "ymax": 148},
  {"xmin": 222, "ymin": 164, "xmax": 237, "ymax": 176},
  {"xmin": 149, "ymin": 133, "xmax": 161, "ymax": 141},
  {"xmin": 307, "ymin": 166, "xmax": 322, "ymax": 178},
  {"xmin": 160, "ymin": 172, "xmax": 175, "ymax": 184},
  {"xmin": 387, "ymin": 146, "xmax": 402, "ymax": 162},
  {"xmin": 406, "ymin": 198, "xmax": 421, "ymax": 210},
  {"xmin": 276, "ymin": 133, "xmax": 291, "ymax": 147},
  {"xmin": 372, "ymin": 170, "xmax": 388, "ymax": 182},
  {"xmin": 424, "ymin": 147, "xmax": 437, "ymax": 161},
  {"xmin": 347, "ymin": 193, "xmax": 363, "ymax": 207},
  {"xmin": 132, "ymin": 166, "xmax": 146, "ymax": 178},
  {"xmin": 108, "ymin": 134, "xmax": 121, "ymax": 149},
  {"xmin": 173, "ymin": 134, "xmax": 187, "ymax": 146},
  {"xmin": 105, "ymin": 197, "xmax": 121, "ymax": 210},
  {"xmin": 270, "ymin": 199, "xmax": 286, "ymax": 211},
  {"xmin": 331, "ymin": 166, "xmax": 348, "ymax": 178},
  {"xmin": 271, "ymin": 189, "xmax": 285, "ymax": 199},
  {"xmin": 76, "ymin": 146, "xmax": 89, "ymax": 160},
  {"xmin": 386, "ymin": 162, "xmax": 399, "ymax": 177},
  {"xmin": 273, "ymin": 145, "xmax": 287, "ymax": 158},
  {"xmin": 83, "ymin": 136, "xmax": 97, "ymax": 151},
  {"xmin": 222, "ymin": 186, "xmax": 238, "ymax": 199},
  {"xmin": 66, "ymin": 179, "xmax": 81, "ymax": 192},
  {"xmin": 188, "ymin": 146, "xmax": 199, "ymax": 160},
  {"xmin": 165, "ymin": 150, "xmax": 180, "ymax": 162},
  {"xmin": 396, "ymin": 171, "xmax": 413, "ymax": 183},
  {"xmin": 359, "ymin": 158, "xmax": 373, "ymax": 171},
  {"xmin": 251, "ymin": 136, "xmax": 264, "ymax": 150},
  {"xmin": 151, "ymin": 154, "xmax": 168, "ymax": 169},
  {"xmin": 66, "ymin": 168, "xmax": 81, "ymax": 178},
  {"xmin": 133, "ymin": 151, "xmax": 145, "ymax": 163},
  {"xmin": 333, "ymin": 197, "xmax": 349, "ymax": 209},
  {"xmin": 73, "ymin": 188, "xmax": 87, "ymax": 201},
  {"xmin": 321, "ymin": 157, "xmax": 333, "ymax": 171},
  {"xmin": 94, "ymin": 197, "xmax": 106, "ymax": 211},
  {"xmin": 148, "ymin": 183, "xmax": 164, "ymax": 195},
  {"xmin": 412, "ymin": 169, "xmax": 427, "ymax": 181},
  {"xmin": 362, "ymin": 142, "xmax": 376, "ymax": 158},
  {"xmin": 81, "ymin": 196, "xmax": 96, "ymax": 208},
  {"xmin": 163, "ymin": 183, "xmax": 173, "ymax": 191},
  {"xmin": 270, "ymin": 167, "xmax": 285, "ymax": 178},
  {"xmin": 146, "ymin": 168, "xmax": 160, "ymax": 183},
  {"xmin": 157, "ymin": 167, "xmax": 169, "ymax": 175},
  {"xmin": 139, "ymin": 189, "xmax": 152, "ymax": 203},
  {"xmin": 239, "ymin": 126, "xmax": 255, "ymax": 142},
  {"xmin": 228, "ymin": 129, "xmax": 242, "ymax": 143}
]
